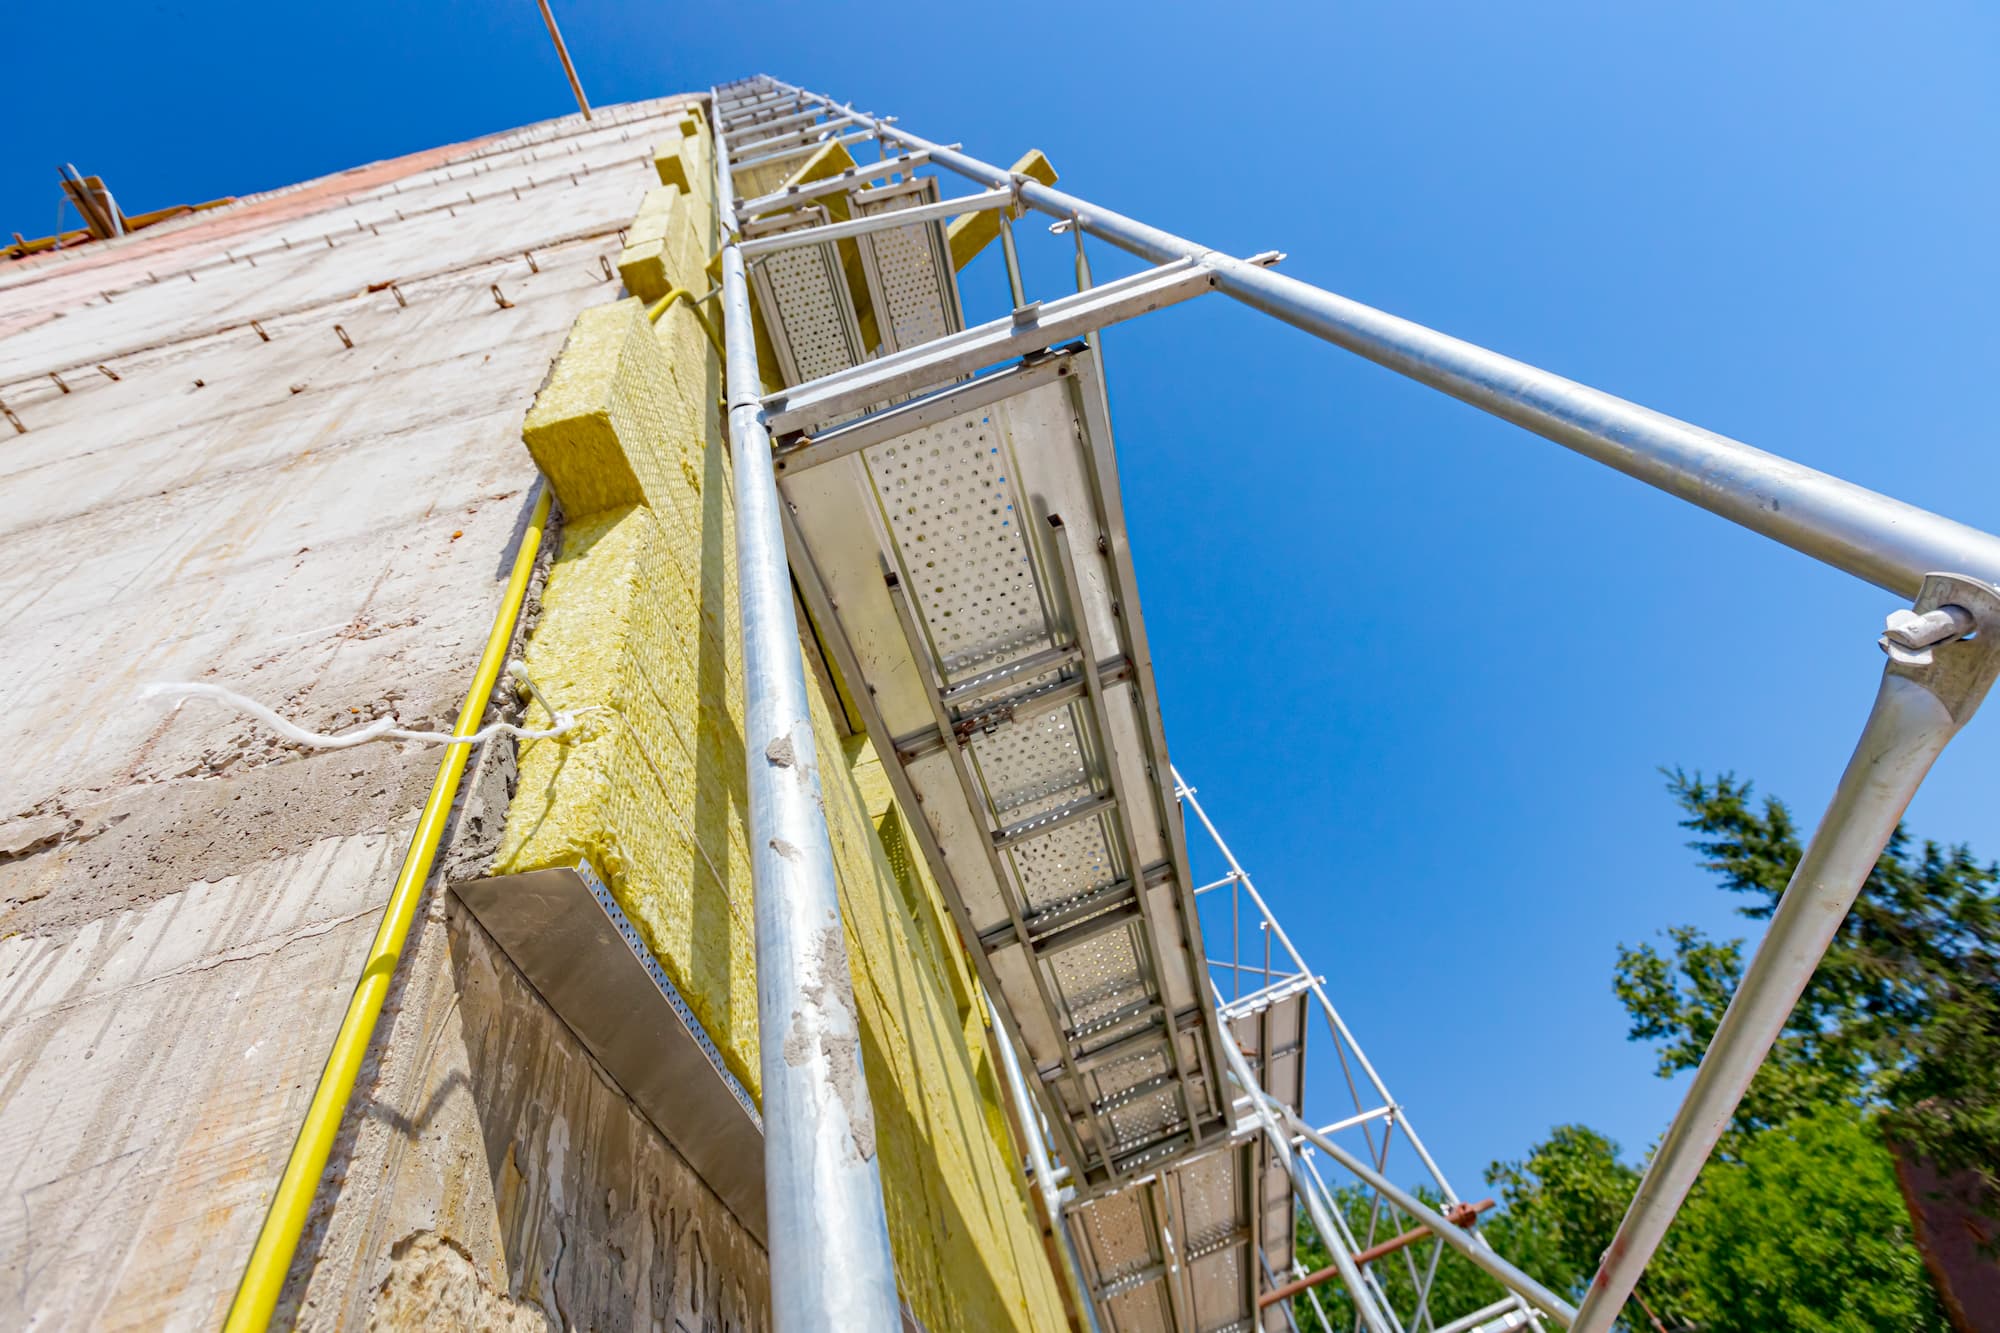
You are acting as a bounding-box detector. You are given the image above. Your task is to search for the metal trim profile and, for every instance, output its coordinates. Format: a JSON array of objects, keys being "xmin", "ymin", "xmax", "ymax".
[
  {"xmin": 450, "ymin": 861, "xmax": 767, "ymax": 1241},
  {"xmin": 710, "ymin": 80, "xmax": 904, "ymax": 1332}
]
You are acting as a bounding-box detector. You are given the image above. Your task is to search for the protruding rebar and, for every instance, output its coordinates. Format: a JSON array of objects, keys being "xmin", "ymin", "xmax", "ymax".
[{"xmin": 535, "ymin": 0, "xmax": 592, "ymax": 121}]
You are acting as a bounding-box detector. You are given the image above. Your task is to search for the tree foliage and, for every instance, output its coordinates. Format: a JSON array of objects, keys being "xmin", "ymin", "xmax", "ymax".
[
  {"xmin": 1279, "ymin": 768, "xmax": 1992, "ymax": 1331},
  {"xmin": 1660, "ymin": 1107, "xmax": 1944, "ymax": 1332},
  {"xmin": 1613, "ymin": 770, "xmax": 2000, "ymax": 1152}
]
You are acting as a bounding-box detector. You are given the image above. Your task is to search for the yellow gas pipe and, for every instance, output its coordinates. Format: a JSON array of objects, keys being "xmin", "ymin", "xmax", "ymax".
[{"xmin": 223, "ymin": 487, "xmax": 553, "ymax": 1331}]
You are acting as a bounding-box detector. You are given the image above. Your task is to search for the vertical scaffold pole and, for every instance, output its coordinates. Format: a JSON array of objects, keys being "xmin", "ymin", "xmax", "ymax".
[
  {"xmin": 1217, "ymin": 1025, "xmax": 1396, "ymax": 1333},
  {"xmin": 992, "ymin": 1005, "xmax": 1107, "ymax": 1333},
  {"xmin": 710, "ymin": 84, "xmax": 903, "ymax": 1332}
]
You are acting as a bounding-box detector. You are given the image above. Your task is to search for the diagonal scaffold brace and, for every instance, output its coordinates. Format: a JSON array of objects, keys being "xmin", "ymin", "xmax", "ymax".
[{"xmin": 1571, "ymin": 572, "xmax": 2000, "ymax": 1331}]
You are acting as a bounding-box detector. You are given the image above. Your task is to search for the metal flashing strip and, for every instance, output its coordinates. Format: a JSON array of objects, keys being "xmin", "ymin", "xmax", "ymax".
[
  {"xmin": 451, "ymin": 862, "xmax": 767, "ymax": 1243},
  {"xmin": 779, "ymin": 346, "xmax": 1231, "ymax": 1199}
]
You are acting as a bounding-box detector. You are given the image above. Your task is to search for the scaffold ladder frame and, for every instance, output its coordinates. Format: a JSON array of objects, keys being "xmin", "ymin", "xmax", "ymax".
[{"xmin": 711, "ymin": 74, "xmax": 2000, "ymax": 1333}]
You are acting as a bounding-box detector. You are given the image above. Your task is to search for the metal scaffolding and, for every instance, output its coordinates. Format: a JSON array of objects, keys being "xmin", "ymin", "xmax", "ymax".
[{"xmin": 709, "ymin": 74, "xmax": 2000, "ymax": 1333}]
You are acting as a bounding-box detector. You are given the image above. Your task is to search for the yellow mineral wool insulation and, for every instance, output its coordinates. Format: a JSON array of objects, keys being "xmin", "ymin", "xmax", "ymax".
[
  {"xmin": 495, "ymin": 172, "xmax": 1068, "ymax": 1328},
  {"xmin": 947, "ymin": 149, "xmax": 1059, "ymax": 270},
  {"xmin": 651, "ymin": 300, "xmax": 722, "ymax": 437},
  {"xmin": 812, "ymin": 724, "xmax": 1071, "ymax": 1333},
  {"xmin": 522, "ymin": 298, "xmax": 709, "ymax": 523},
  {"xmin": 493, "ymin": 501, "xmax": 760, "ymax": 1097},
  {"xmin": 847, "ymin": 737, "xmax": 1023, "ymax": 1212},
  {"xmin": 654, "ymin": 134, "xmax": 693, "ymax": 192},
  {"xmin": 653, "ymin": 112, "xmax": 715, "ymax": 234},
  {"xmin": 617, "ymin": 185, "xmax": 709, "ymax": 303},
  {"xmin": 729, "ymin": 127, "xmax": 850, "ymax": 206}
]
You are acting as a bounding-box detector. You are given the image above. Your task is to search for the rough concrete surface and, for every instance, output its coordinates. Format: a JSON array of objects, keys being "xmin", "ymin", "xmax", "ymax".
[{"xmin": 0, "ymin": 95, "xmax": 768, "ymax": 1330}]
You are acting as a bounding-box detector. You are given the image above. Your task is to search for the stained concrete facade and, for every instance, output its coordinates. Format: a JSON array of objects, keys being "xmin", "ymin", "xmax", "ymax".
[{"xmin": 0, "ymin": 97, "xmax": 772, "ymax": 1330}]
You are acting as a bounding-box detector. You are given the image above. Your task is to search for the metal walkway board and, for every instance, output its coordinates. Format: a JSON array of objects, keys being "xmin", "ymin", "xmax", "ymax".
[
  {"xmin": 740, "ymin": 169, "xmax": 964, "ymax": 393},
  {"xmin": 1064, "ymin": 987, "xmax": 1308, "ymax": 1333},
  {"xmin": 779, "ymin": 347, "xmax": 1232, "ymax": 1196}
]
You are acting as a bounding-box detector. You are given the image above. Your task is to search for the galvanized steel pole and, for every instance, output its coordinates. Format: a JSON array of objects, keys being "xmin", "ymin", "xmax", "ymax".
[
  {"xmin": 767, "ymin": 79, "xmax": 2000, "ymax": 600},
  {"xmin": 1571, "ymin": 573, "xmax": 2000, "ymax": 1332},
  {"xmin": 1276, "ymin": 1105, "xmax": 1577, "ymax": 1328},
  {"xmin": 1218, "ymin": 1022, "xmax": 1397, "ymax": 1333},
  {"xmin": 710, "ymin": 86, "xmax": 903, "ymax": 1332},
  {"xmin": 992, "ymin": 1006, "xmax": 1107, "ymax": 1333}
]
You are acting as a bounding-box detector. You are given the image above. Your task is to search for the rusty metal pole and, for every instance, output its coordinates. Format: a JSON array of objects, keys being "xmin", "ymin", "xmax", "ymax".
[
  {"xmin": 1258, "ymin": 1202, "xmax": 1497, "ymax": 1310},
  {"xmin": 535, "ymin": 0, "xmax": 592, "ymax": 121}
]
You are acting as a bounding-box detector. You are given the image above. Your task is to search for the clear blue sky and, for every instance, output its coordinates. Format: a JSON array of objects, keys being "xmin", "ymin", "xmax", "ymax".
[{"xmin": 9, "ymin": 3, "xmax": 1997, "ymax": 1192}]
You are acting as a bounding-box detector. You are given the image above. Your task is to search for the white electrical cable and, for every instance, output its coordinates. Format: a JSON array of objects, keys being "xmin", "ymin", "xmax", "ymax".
[{"xmin": 142, "ymin": 660, "xmax": 594, "ymax": 751}]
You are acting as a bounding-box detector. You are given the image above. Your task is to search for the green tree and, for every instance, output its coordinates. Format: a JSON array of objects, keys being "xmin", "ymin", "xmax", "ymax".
[
  {"xmin": 1485, "ymin": 1125, "xmax": 1689, "ymax": 1328},
  {"xmin": 1279, "ymin": 769, "xmax": 1991, "ymax": 1331},
  {"xmin": 1614, "ymin": 770, "xmax": 2000, "ymax": 1155},
  {"xmin": 1283, "ymin": 1130, "xmax": 1681, "ymax": 1333},
  {"xmin": 1604, "ymin": 768, "xmax": 1991, "ymax": 1323},
  {"xmin": 1663, "ymin": 1107, "xmax": 1945, "ymax": 1331},
  {"xmin": 1283, "ymin": 1115, "xmax": 1945, "ymax": 1333}
]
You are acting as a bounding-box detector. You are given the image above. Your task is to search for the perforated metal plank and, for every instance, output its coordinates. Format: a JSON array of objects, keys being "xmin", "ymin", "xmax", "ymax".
[
  {"xmin": 1175, "ymin": 1144, "xmax": 1255, "ymax": 1333},
  {"xmin": 1071, "ymin": 1181, "xmax": 1176, "ymax": 1332},
  {"xmin": 778, "ymin": 350, "xmax": 1231, "ymax": 1199},
  {"xmin": 850, "ymin": 177, "xmax": 965, "ymax": 354},
  {"xmin": 1065, "ymin": 969, "xmax": 1310, "ymax": 1332},
  {"xmin": 1233, "ymin": 990, "xmax": 1308, "ymax": 1330},
  {"xmin": 744, "ymin": 204, "xmax": 868, "ymax": 387},
  {"xmin": 1065, "ymin": 1138, "xmax": 1257, "ymax": 1333}
]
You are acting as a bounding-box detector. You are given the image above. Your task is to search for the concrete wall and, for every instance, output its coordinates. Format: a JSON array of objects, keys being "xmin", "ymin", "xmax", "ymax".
[
  {"xmin": 0, "ymin": 97, "xmax": 771, "ymax": 1330},
  {"xmin": 0, "ymin": 88, "xmax": 1068, "ymax": 1331}
]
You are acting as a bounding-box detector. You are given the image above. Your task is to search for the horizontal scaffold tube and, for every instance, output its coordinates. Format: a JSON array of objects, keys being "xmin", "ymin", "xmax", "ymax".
[
  {"xmin": 767, "ymin": 80, "xmax": 2000, "ymax": 600},
  {"xmin": 1278, "ymin": 1104, "xmax": 1578, "ymax": 1328}
]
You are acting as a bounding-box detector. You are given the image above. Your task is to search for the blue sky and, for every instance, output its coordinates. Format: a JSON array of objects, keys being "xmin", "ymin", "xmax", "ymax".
[{"xmin": 8, "ymin": 3, "xmax": 1998, "ymax": 1191}]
